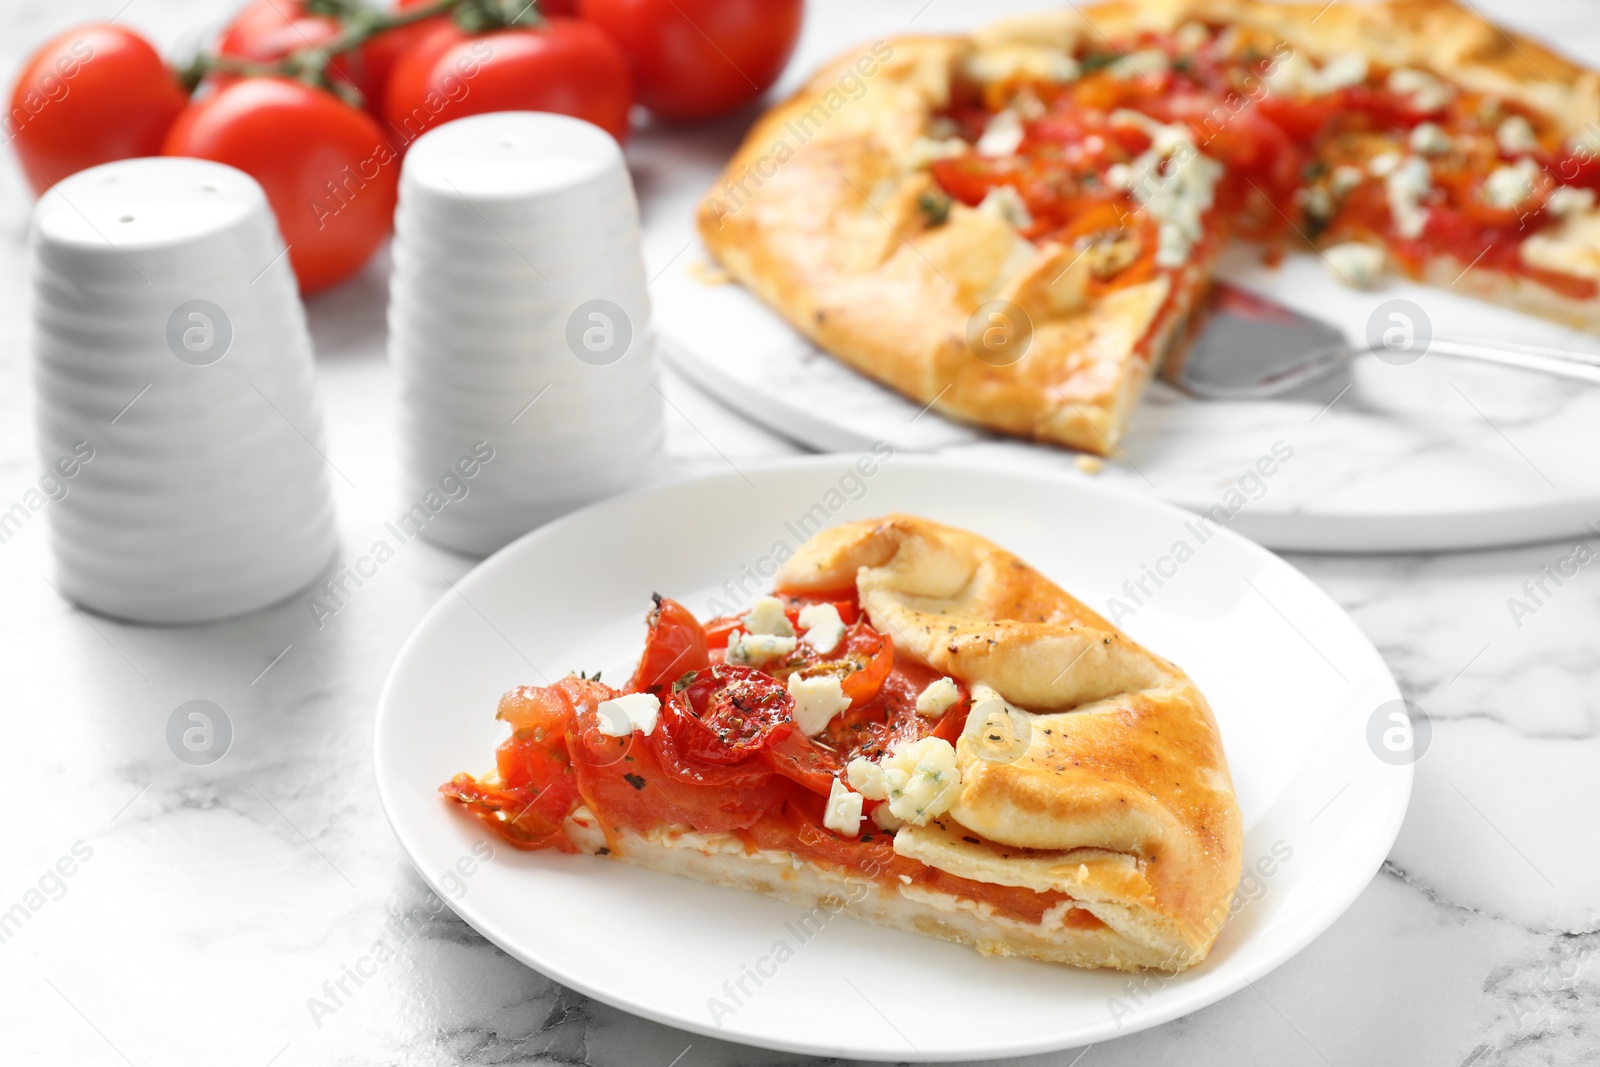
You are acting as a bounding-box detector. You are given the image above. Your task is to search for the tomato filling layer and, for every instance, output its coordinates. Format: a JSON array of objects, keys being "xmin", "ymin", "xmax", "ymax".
[
  {"xmin": 924, "ymin": 23, "xmax": 1598, "ymax": 299},
  {"xmin": 441, "ymin": 592, "xmax": 1105, "ymax": 931}
]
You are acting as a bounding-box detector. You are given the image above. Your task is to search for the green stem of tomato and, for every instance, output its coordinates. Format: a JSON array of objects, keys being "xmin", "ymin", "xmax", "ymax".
[{"xmin": 179, "ymin": 0, "xmax": 546, "ymax": 106}]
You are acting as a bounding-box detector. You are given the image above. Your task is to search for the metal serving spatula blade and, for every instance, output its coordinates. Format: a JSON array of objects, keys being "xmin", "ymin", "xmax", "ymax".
[{"xmin": 1161, "ymin": 283, "xmax": 1600, "ymax": 399}]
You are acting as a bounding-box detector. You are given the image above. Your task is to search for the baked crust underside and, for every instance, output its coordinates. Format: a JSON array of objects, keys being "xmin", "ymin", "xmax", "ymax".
[{"xmin": 566, "ymin": 816, "xmax": 1197, "ymax": 972}]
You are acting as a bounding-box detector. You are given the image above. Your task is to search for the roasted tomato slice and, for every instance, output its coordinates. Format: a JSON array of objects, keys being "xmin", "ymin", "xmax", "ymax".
[
  {"xmin": 571, "ymin": 734, "xmax": 787, "ymax": 836},
  {"xmin": 930, "ymin": 154, "xmax": 1015, "ymax": 207},
  {"xmin": 666, "ymin": 664, "xmax": 795, "ymax": 766},
  {"xmin": 629, "ymin": 594, "xmax": 710, "ymax": 693},
  {"xmin": 766, "ymin": 730, "xmax": 841, "ymax": 795},
  {"xmin": 443, "ymin": 676, "xmax": 617, "ymax": 849},
  {"xmin": 1257, "ymin": 93, "xmax": 1340, "ymax": 144},
  {"xmin": 497, "ymin": 676, "xmax": 616, "ymax": 741},
  {"xmin": 783, "ymin": 620, "xmax": 894, "ymax": 708},
  {"xmin": 439, "ymin": 768, "xmax": 580, "ymax": 851}
]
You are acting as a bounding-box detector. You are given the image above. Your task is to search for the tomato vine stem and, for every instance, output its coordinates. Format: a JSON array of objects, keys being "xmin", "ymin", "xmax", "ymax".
[{"xmin": 175, "ymin": 0, "xmax": 549, "ymax": 105}]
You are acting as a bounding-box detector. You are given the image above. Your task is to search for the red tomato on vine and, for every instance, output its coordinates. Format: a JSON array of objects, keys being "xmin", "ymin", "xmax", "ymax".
[
  {"xmin": 162, "ymin": 77, "xmax": 398, "ymax": 294},
  {"xmin": 578, "ymin": 0, "xmax": 802, "ymax": 121},
  {"xmin": 8, "ymin": 24, "xmax": 187, "ymax": 195},
  {"xmin": 383, "ymin": 16, "xmax": 632, "ymax": 145}
]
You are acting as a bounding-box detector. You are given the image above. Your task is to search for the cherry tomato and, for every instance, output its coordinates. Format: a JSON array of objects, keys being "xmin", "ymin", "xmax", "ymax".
[
  {"xmin": 217, "ymin": 1, "xmax": 352, "ymax": 89},
  {"xmin": 668, "ymin": 665, "xmax": 795, "ymax": 766},
  {"xmin": 628, "ymin": 596, "xmax": 710, "ymax": 692},
  {"xmin": 383, "ymin": 18, "xmax": 632, "ymax": 146},
  {"xmin": 578, "ymin": 0, "xmax": 801, "ymax": 121},
  {"xmin": 355, "ymin": 0, "xmax": 451, "ymax": 119},
  {"xmin": 163, "ymin": 77, "xmax": 398, "ymax": 294},
  {"xmin": 217, "ymin": 0, "xmax": 447, "ymax": 119},
  {"xmin": 789, "ymin": 620, "xmax": 894, "ymax": 708},
  {"xmin": 9, "ymin": 24, "xmax": 188, "ymax": 196}
]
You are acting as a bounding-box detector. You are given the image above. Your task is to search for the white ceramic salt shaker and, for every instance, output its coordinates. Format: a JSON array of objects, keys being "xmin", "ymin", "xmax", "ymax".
[{"xmin": 31, "ymin": 157, "xmax": 338, "ymax": 623}]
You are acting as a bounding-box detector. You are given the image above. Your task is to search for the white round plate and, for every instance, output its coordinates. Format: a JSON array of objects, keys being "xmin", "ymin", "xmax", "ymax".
[{"xmin": 375, "ymin": 456, "xmax": 1411, "ymax": 1061}]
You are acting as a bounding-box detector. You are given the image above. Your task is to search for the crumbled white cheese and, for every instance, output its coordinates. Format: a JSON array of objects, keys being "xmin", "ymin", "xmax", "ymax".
[
  {"xmin": 1388, "ymin": 67, "xmax": 1454, "ymax": 113},
  {"xmin": 822, "ymin": 777, "xmax": 863, "ymax": 836},
  {"xmin": 595, "ymin": 692, "xmax": 662, "ymax": 737},
  {"xmin": 1013, "ymin": 90, "xmax": 1046, "ymax": 121},
  {"xmin": 1173, "ymin": 21, "xmax": 1209, "ymax": 52},
  {"xmin": 1262, "ymin": 51, "xmax": 1315, "ymax": 95},
  {"xmin": 1109, "ymin": 48, "xmax": 1170, "ymax": 80},
  {"xmin": 872, "ymin": 804, "xmax": 904, "ymax": 832},
  {"xmin": 846, "ymin": 737, "xmax": 961, "ymax": 825},
  {"xmin": 1108, "ymin": 110, "xmax": 1221, "ymax": 265},
  {"xmin": 1044, "ymin": 54, "xmax": 1081, "ymax": 82},
  {"xmin": 1133, "ymin": 148, "xmax": 1222, "ymax": 267},
  {"xmin": 978, "ymin": 185, "xmax": 1033, "ymax": 229},
  {"xmin": 976, "ymin": 108, "xmax": 1025, "ymax": 157},
  {"xmin": 1367, "ymin": 151, "xmax": 1402, "ymax": 178},
  {"xmin": 1318, "ymin": 51, "xmax": 1369, "ymax": 90},
  {"xmin": 907, "ymin": 136, "xmax": 967, "ymax": 170},
  {"xmin": 1498, "ymin": 115, "xmax": 1539, "ymax": 155},
  {"xmin": 1409, "ymin": 122, "xmax": 1453, "ymax": 156},
  {"xmin": 796, "ymin": 602, "xmax": 846, "ymax": 655},
  {"xmin": 1521, "ymin": 209, "xmax": 1600, "ymax": 280},
  {"xmin": 1321, "ymin": 241, "xmax": 1387, "ymax": 289},
  {"xmin": 1298, "ymin": 184, "xmax": 1334, "ymax": 221},
  {"xmin": 1566, "ymin": 125, "xmax": 1600, "ymax": 156},
  {"xmin": 786, "ymin": 672, "xmax": 851, "ymax": 736},
  {"xmin": 1109, "ymin": 109, "xmax": 1190, "ymax": 154},
  {"xmin": 725, "ymin": 628, "xmax": 797, "ymax": 667},
  {"xmin": 1482, "ymin": 157, "xmax": 1541, "ymax": 210},
  {"xmin": 744, "ymin": 596, "xmax": 794, "ymax": 637},
  {"xmin": 914, "ymin": 677, "xmax": 962, "ymax": 719},
  {"xmin": 1331, "ymin": 164, "xmax": 1366, "ymax": 195},
  {"xmin": 1265, "ymin": 50, "xmax": 1368, "ymax": 96},
  {"xmin": 965, "ymin": 47, "xmax": 1079, "ymax": 85},
  {"xmin": 1548, "ymin": 185, "xmax": 1597, "ymax": 216},
  {"xmin": 1385, "ymin": 157, "xmax": 1433, "ymax": 237}
]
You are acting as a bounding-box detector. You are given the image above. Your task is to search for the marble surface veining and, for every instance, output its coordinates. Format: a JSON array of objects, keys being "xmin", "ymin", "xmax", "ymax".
[{"xmin": 1, "ymin": 1, "xmax": 1597, "ymax": 1065}]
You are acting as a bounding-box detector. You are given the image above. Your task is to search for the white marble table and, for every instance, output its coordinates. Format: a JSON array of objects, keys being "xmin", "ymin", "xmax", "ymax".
[{"xmin": 2, "ymin": 1, "xmax": 1597, "ymax": 1065}]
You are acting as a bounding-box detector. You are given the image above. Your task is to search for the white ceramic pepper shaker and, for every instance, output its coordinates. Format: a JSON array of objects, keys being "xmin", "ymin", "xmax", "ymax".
[{"xmin": 388, "ymin": 111, "xmax": 664, "ymax": 557}]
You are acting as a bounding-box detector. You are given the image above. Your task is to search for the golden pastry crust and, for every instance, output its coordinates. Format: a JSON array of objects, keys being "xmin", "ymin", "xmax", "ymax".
[
  {"xmin": 776, "ymin": 514, "xmax": 1243, "ymax": 966},
  {"xmin": 698, "ymin": 1, "xmax": 1600, "ymax": 453},
  {"xmin": 697, "ymin": 30, "xmax": 1208, "ymax": 455},
  {"xmin": 997, "ymin": 0, "xmax": 1600, "ymax": 138}
]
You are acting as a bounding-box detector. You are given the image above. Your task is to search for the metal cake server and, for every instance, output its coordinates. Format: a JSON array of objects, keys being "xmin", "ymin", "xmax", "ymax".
[{"xmin": 1162, "ymin": 283, "xmax": 1600, "ymax": 399}]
